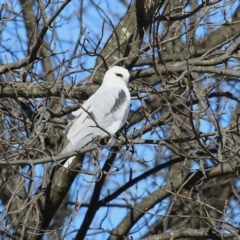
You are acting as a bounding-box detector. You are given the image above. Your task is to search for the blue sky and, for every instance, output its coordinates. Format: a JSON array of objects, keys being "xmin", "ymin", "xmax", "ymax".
[{"xmin": 1, "ymin": 0, "xmax": 240, "ymax": 239}]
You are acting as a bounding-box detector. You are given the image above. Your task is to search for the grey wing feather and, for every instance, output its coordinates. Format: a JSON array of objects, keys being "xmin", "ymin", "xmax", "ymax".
[{"xmin": 62, "ymin": 86, "xmax": 129, "ymax": 153}]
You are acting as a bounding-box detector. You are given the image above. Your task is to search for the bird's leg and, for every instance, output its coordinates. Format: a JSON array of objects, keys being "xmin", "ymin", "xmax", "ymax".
[
  {"xmin": 102, "ymin": 136, "xmax": 110, "ymax": 145},
  {"xmin": 99, "ymin": 136, "xmax": 115, "ymax": 147}
]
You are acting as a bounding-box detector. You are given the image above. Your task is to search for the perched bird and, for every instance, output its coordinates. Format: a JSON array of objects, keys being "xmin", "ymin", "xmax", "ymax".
[{"xmin": 62, "ymin": 66, "xmax": 131, "ymax": 167}]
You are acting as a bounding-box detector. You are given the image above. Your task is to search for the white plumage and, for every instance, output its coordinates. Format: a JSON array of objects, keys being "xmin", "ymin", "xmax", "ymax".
[{"xmin": 62, "ymin": 66, "xmax": 131, "ymax": 166}]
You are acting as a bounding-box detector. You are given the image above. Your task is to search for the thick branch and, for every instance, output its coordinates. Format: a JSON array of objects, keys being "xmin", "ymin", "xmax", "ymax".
[
  {"xmin": 23, "ymin": 154, "xmax": 84, "ymax": 240},
  {"xmin": 141, "ymin": 228, "xmax": 230, "ymax": 240},
  {"xmin": 0, "ymin": 81, "xmax": 98, "ymax": 100},
  {"xmin": 109, "ymin": 163, "xmax": 237, "ymax": 239}
]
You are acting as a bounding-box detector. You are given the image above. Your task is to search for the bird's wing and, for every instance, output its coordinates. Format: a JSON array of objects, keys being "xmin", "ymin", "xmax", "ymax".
[{"xmin": 62, "ymin": 85, "xmax": 130, "ymax": 153}]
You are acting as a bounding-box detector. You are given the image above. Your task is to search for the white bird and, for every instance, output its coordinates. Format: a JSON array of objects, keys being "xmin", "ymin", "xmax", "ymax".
[{"xmin": 62, "ymin": 66, "xmax": 131, "ymax": 167}]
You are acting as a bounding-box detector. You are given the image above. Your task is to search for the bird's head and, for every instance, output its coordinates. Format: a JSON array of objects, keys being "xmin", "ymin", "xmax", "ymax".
[{"xmin": 102, "ymin": 66, "xmax": 130, "ymax": 87}]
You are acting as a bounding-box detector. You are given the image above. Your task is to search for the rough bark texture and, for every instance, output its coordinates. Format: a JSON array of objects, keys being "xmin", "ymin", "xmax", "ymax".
[{"xmin": 1, "ymin": 0, "xmax": 240, "ymax": 239}]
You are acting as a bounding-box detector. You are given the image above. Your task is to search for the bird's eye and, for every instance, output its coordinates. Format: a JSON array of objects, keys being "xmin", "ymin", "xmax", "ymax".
[{"xmin": 115, "ymin": 73, "xmax": 123, "ymax": 77}]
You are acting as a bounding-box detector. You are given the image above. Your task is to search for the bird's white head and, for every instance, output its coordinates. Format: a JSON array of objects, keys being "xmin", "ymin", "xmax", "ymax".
[{"xmin": 102, "ymin": 66, "xmax": 130, "ymax": 87}]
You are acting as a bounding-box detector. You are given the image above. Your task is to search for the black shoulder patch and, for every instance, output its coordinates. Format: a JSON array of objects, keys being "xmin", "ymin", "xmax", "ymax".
[{"xmin": 110, "ymin": 90, "xmax": 127, "ymax": 113}]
